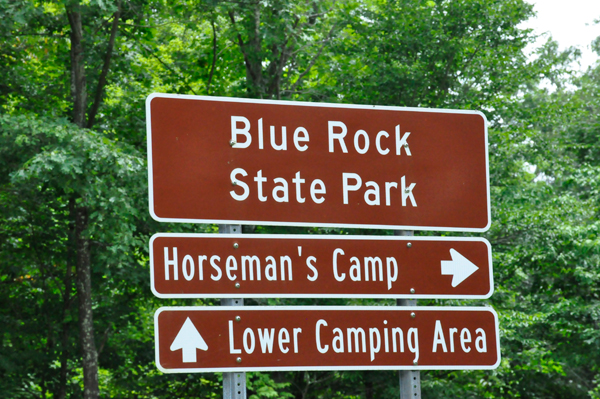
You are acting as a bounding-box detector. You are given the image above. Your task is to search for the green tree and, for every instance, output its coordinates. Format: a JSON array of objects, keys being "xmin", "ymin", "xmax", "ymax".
[
  {"xmin": 0, "ymin": 113, "xmax": 147, "ymax": 398},
  {"xmin": 0, "ymin": 1, "xmax": 153, "ymax": 397},
  {"xmin": 2, "ymin": 0, "xmax": 600, "ymax": 398},
  {"xmin": 329, "ymin": 0, "xmax": 537, "ymax": 109}
]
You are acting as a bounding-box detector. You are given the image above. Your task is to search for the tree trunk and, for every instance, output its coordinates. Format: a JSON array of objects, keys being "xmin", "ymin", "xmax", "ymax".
[
  {"xmin": 75, "ymin": 205, "xmax": 99, "ymax": 399},
  {"xmin": 57, "ymin": 202, "xmax": 76, "ymax": 399},
  {"xmin": 56, "ymin": 271, "xmax": 72, "ymax": 399},
  {"xmin": 66, "ymin": 4, "xmax": 87, "ymax": 128},
  {"xmin": 67, "ymin": 4, "xmax": 100, "ymax": 398}
]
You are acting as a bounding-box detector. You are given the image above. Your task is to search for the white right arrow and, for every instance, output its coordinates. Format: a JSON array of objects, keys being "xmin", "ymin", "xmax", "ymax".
[
  {"xmin": 441, "ymin": 249, "xmax": 479, "ymax": 287},
  {"xmin": 170, "ymin": 317, "xmax": 208, "ymax": 363}
]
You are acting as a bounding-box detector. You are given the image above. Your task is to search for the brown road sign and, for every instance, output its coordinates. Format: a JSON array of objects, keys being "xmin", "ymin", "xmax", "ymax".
[
  {"xmin": 150, "ymin": 233, "xmax": 493, "ymax": 299},
  {"xmin": 154, "ymin": 306, "xmax": 500, "ymax": 373},
  {"xmin": 146, "ymin": 94, "xmax": 490, "ymax": 232}
]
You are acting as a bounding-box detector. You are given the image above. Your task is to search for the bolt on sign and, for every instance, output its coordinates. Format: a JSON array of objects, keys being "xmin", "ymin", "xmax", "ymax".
[
  {"xmin": 154, "ymin": 306, "xmax": 500, "ymax": 373},
  {"xmin": 146, "ymin": 94, "xmax": 490, "ymax": 232},
  {"xmin": 150, "ymin": 233, "xmax": 493, "ymax": 299}
]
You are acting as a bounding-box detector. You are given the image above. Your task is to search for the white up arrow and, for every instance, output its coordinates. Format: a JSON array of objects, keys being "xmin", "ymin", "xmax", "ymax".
[
  {"xmin": 170, "ymin": 317, "xmax": 208, "ymax": 363},
  {"xmin": 441, "ymin": 249, "xmax": 479, "ymax": 287}
]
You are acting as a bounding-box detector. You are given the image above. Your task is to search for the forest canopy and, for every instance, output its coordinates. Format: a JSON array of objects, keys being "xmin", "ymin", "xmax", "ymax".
[{"xmin": 0, "ymin": 0, "xmax": 599, "ymax": 398}]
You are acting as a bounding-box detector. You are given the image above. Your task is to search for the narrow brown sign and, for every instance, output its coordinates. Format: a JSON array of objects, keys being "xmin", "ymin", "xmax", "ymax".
[
  {"xmin": 146, "ymin": 94, "xmax": 490, "ymax": 232},
  {"xmin": 150, "ymin": 234, "xmax": 493, "ymax": 299},
  {"xmin": 154, "ymin": 306, "xmax": 500, "ymax": 372}
]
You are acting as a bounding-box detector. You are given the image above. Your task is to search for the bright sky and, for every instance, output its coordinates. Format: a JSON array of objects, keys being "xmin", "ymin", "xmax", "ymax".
[{"xmin": 522, "ymin": 0, "xmax": 600, "ymax": 71}]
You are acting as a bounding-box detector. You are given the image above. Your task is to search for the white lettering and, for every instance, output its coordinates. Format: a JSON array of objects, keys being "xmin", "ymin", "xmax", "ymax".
[
  {"xmin": 333, "ymin": 248, "xmax": 346, "ymax": 282},
  {"xmin": 401, "ymin": 176, "xmax": 417, "ymax": 207},
  {"xmin": 385, "ymin": 182, "xmax": 397, "ymax": 206},
  {"xmin": 293, "ymin": 127, "xmax": 309, "ymax": 151},
  {"xmin": 333, "ymin": 328, "xmax": 344, "ymax": 353},
  {"xmin": 278, "ymin": 328, "xmax": 290, "ymax": 354},
  {"xmin": 230, "ymin": 168, "xmax": 250, "ymax": 201},
  {"xmin": 354, "ymin": 129, "xmax": 369, "ymax": 154},
  {"xmin": 258, "ymin": 118, "xmax": 264, "ymax": 149},
  {"xmin": 164, "ymin": 247, "xmax": 177, "ymax": 281},
  {"xmin": 342, "ymin": 173, "xmax": 362, "ymax": 204},
  {"xmin": 364, "ymin": 257, "xmax": 383, "ymax": 282},
  {"xmin": 376, "ymin": 130, "xmax": 390, "ymax": 155},
  {"xmin": 241, "ymin": 255, "xmax": 261, "ymax": 281},
  {"xmin": 369, "ymin": 328, "xmax": 381, "ymax": 361},
  {"xmin": 210, "ymin": 255, "xmax": 222, "ymax": 281},
  {"xmin": 460, "ymin": 328, "xmax": 472, "ymax": 353},
  {"xmin": 316, "ymin": 319, "xmax": 329, "ymax": 353},
  {"xmin": 198, "ymin": 255, "xmax": 206, "ymax": 280},
  {"xmin": 229, "ymin": 320, "xmax": 241, "ymax": 354},
  {"xmin": 243, "ymin": 328, "xmax": 255, "ymax": 354},
  {"xmin": 182, "ymin": 254, "xmax": 194, "ymax": 281},
  {"xmin": 258, "ymin": 328, "xmax": 275, "ymax": 353},
  {"xmin": 306, "ymin": 256, "xmax": 318, "ymax": 281},
  {"xmin": 226, "ymin": 256, "xmax": 237, "ymax": 281},
  {"xmin": 254, "ymin": 170, "xmax": 268, "ymax": 202},
  {"xmin": 265, "ymin": 256, "xmax": 277, "ymax": 281},
  {"xmin": 364, "ymin": 181, "xmax": 380, "ymax": 206},
  {"xmin": 231, "ymin": 116, "xmax": 251, "ymax": 148},
  {"xmin": 310, "ymin": 179, "xmax": 326, "ymax": 204},
  {"xmin": 328, "ymin": 121, "xmax": 348, "ymax": 153},
  {"xmin": 449, "ymin": 328, "xmax": 458, "ymax": 352},
  {"xmin": 392, "ymin": 327, "xmax": 404, "ymax": 352},
  {"xmin": 347, "ymin": 328, "xmax": 366, "ymax": 353},
  {"xmin": 350, "ymin": 257, "xmax": 361, "ymax": 281},
  {"xmin": 272, "ymin": 178, "xmax": 289, "ymax": 203},
  {"xmin": 432, "ymin": 320, "xmax": 448, "ymax": 353},
  {"xmin": 293, "ymin": 328, "xmax": 302, "ymax": 353},
  {"xmin": 292, "ymin": 171, "xmax": 305, "ymax": 203},
  {"xmin": 386, "ymin": 257, "xmax": 398, "ymax": 290},
  {"xmin": 395, "ymin": 125, "xmax": 411, "ymax": 155},
  {"xmin": 475, "ymin": 328, "xmax": 487, "ymax": 353},
  {"xmin": 408, "ymin": 328, "xmax": 419, "ymax": 363},
  {"xmin": 270, "ymin": 126, "xmax": 287, "ymax": 151},
  {"xmin": 280, "ymin": 256, "xmax": 292, "ymax": 281}
]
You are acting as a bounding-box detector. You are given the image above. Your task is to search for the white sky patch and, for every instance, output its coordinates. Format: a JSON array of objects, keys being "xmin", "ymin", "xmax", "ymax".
[{"xmin": 521, "ymin": 0, "xmax": 600, "ymax": 71}]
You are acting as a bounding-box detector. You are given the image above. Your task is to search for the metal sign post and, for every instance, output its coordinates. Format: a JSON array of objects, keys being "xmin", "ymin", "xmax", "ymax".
[
  {"xmin": 398, "ymin": 297, "xmax": 421, "ymax": 399},
  {"xmin": 396, "ymin": 230, "xmax": 421, "ymax": 399},
  {"xmin": 219, "ymin": 224, "xmax": 246, "ymax": 399}
]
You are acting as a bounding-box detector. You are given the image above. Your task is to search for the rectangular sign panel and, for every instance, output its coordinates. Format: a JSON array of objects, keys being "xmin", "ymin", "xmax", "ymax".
[
  {"xmin": 155, "ymin": 306, "xmax": 500, "ymax": 372},
  {"xmin": 150, "ymin": 234, "xmax": 493, "ymax": 299},
  {"xmin": 146, "ymin": 94, "xmax": 490, "ymax": 232}
]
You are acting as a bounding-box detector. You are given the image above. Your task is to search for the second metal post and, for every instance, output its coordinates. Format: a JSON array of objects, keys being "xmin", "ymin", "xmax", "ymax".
[
  {"xmin": 396, "ymin": 230, "xmax": 421, "ymax": 399},
  {"xmin": 219, "ymin": 224, "xmax": 246, "ymax": 399}
]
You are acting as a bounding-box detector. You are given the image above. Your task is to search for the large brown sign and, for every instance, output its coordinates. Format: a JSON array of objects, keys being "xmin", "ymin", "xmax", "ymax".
[
  {"xmin": 146, "ymin": 94, "xmax": 490, "ymax": 232},
  {"xmin": 150, "ymin": 233, "xmax": 493, "ymax": 299},
  {"xmin": 155, "ymin": 306, "xmax": 500, "ymax": 372}
]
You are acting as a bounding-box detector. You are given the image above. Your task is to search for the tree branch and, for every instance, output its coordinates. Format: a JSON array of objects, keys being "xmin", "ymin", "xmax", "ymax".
[
  {"xmin": 288, "ymin": 25, "xmax": 337, "ymax": 93},
  {"xmin": 228, "ymin": 10, "xmax": 257, "ymax": 83},
  {"xmin": 97, "ymin": 325, "xmax": 112, "ymax": 356},
  {"xmin": 206, "ymin": 19, "xmax": 217, "ymax": 95},
  {"xmin": 136, "ymin": 41, "xmax": 198, "ymax": 95},
  {"xmin": 87, "ymin": 6, "xmax": 121, "ymax": 129},
  {"xmin": 267, "ymin": 16, "xmax": 299, "ymax": 98}
]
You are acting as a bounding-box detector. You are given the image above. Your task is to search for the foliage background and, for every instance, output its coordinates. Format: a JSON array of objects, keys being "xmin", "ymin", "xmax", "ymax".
[{"xmin": 0, "ymin": 0, "xmax": 599, "ymax": 398}]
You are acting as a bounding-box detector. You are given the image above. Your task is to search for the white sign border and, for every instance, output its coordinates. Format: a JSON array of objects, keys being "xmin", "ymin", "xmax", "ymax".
[
  {"xmin": 146, "ymin": 93, "xmax": 491, "ymax": 233},
  {"xmin": 154, "ymin": 305, "xmax": 501, "ymax": 373},
  {"xmin": 149, "ymin": 233, "xmax": 494, "ymax": 300}
]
